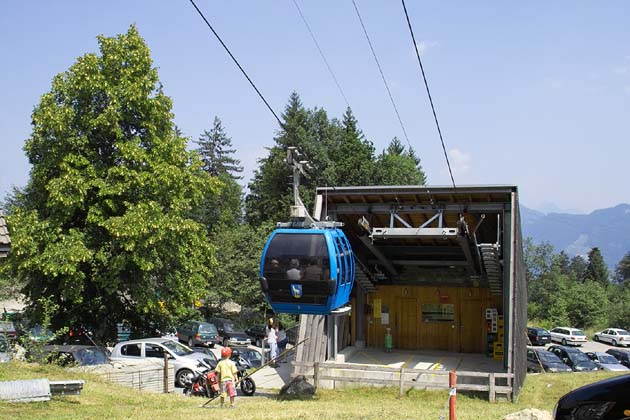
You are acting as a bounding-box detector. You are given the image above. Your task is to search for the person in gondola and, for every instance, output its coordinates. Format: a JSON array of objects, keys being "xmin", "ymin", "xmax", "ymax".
[
  {"xmin": 286, "ymin": 258, "xmax": 301, "ymax": 281},
  {"xmin": 303, "ymin": 257, "xmax": 323, "ymax": 281}
]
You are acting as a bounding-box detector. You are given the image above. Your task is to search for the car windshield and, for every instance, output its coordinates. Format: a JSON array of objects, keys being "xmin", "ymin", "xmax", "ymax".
[
  {"xmin": 160, "ymin": 340, "xmax": 193, "ymax": 356},
  {"xmin": 223, "ymin": 322, "xmax": 239, "ymax": 333},
  {"xmin": 569, "ymin": 352, "xmax": 590, "ymax": 363},
  {"xmin": 75, "ymin": 348, "xmax": 109, "ymax": 365},
  {"xmin": 198, "ymin": 324, "xmax": 217, "ymax": 334},
  {"xmin": 599, "ymin": 354, "xmax": 620, "ymax": 364},
  {"xmin": 538, "ymin": 352, "xmax": 561, "ymax": 363},
  {"xmin": 572, "ymin": 330, "xmax": 585, "ymax": 336},
  {"xmin": 241, "ymin": 349, "xmax": 262, "ymax": 361}
]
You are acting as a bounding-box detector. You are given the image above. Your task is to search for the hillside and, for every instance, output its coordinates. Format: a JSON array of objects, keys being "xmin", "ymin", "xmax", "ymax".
[{"xmin": 521, "ymin": 203, "xmax": 630, "ymax": 267}]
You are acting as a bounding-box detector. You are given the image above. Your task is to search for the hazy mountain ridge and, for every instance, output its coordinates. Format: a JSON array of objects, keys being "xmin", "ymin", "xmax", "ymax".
[{"xmin": 520, "ymin": 203, "xmax": 630, "ymax": 268}]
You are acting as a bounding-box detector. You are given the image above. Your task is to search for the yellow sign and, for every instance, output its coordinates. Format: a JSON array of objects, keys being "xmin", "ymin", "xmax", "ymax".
[{"xmin": 373, "ymin": 298, "xmax": 381, "ymax": 318}]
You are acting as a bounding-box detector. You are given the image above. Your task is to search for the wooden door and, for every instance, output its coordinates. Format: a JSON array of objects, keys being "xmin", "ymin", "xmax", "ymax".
[
  {"xmin": 396, "ymin": 297, "xmax": 418, "ymax": 349},
  {"xmin": 459, "ymin": 297, "xmax": 484, "ymax": 353}
]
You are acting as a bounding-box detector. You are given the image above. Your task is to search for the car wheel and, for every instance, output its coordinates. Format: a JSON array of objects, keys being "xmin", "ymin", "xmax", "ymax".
[
  {"xmin": 256, "ymin": 338, "xmax": 262, "ymax": 348},
  {"xmin": 240, "ymin": 377, "xmax": 256, "ymax": 396},
  {"xmin": 562, "ymin": 339, "xmax": 567, "ymax": 346},
  {"xmin": 176, "ymin": 369, "xmax": 193, "ymax": 388},
  {"xmin": 594, "ymin": 335, "xmax": 599, "ymax": 342},
  {"xmin": 612, "ymin": 339, "xmax": 618, "ymax": 347},
  {"xmin": 188, "ymin": 337, "xmax": 194, "ymax": 348}
]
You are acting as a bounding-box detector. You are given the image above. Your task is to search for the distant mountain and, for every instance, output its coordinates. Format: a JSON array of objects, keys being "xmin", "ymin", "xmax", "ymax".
[{"xmin": 520, "ymin": 204, "xmax": 630, "ymax": 268}]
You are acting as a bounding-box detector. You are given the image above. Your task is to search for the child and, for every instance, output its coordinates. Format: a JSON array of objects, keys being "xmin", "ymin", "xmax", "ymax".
[{"xmin": 216, "ymin": 347, "xmax": 238, "ymax": 408}]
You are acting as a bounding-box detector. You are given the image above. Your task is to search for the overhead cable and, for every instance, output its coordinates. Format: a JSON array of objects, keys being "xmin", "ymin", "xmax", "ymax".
[
  {"xmin": 188, "ymin": 0, "xmax": 283, "ymax": 127},
  {"xmin": 292, "ymin": 0, "xmax": 351, "ymax": 109},
  {"xmin": 350, "ymin": 0, "xmax": 412, "ymax": 148},
  {"xmin": 401, "ymin": 0, "xmax": 456, "ymax": 188}
]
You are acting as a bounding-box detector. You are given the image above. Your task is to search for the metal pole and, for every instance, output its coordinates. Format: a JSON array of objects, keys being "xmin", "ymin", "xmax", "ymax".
[
  {"xmin": 163, "ymin": 352, "xmax": 169, "ymax": 394},
  {"xmin": 449, "ymin": 370, "xmax": 456, "ymax": 420}
]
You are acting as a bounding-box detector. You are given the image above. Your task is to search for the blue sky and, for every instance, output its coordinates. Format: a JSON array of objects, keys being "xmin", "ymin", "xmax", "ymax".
[{"xmin": 1, "ymin": 1, "xmax": 628, "ymax": 214}]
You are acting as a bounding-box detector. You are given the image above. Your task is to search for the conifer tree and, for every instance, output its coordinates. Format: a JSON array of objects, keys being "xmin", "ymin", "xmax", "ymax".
[
  {"xmin": 195, "ymin": 116, "xmax": 243, "ymax": 179},
  {"xmin": 585, "ymin": 247, "xmax": 610, "ymax": 285},
  {"xmin": 615, "ymin": 252, "xmax": 630, "ymax": 284}
]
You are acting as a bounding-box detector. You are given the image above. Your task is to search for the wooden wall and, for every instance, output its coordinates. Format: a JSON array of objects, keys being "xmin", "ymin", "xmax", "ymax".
[{"xmin": 364, "ymin": 286, "xmax": 502, "ymax": 353}]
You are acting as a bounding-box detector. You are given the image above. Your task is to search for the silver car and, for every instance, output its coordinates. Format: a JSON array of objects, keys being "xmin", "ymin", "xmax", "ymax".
[
  {"xmin": 586, "ymin": 351, "xmax": 630, "ymax": 372},
  {"xmin": 593, "ymin": 328, "xmax": 630, "ymax": 347},
  {"xmin": 109, "ymin": 338, "xmax": 217, "ymax": 387}
]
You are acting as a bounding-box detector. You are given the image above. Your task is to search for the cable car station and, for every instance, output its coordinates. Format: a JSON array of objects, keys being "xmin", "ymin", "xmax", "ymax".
[{"xmin": 286, "ymin": 184, "xmax": 526, "ymax": 400}]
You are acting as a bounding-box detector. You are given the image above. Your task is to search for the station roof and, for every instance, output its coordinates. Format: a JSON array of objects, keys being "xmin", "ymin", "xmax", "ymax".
[{"xmin": 316, "ymin": 185, "xmax": 518, "ymax": 289}]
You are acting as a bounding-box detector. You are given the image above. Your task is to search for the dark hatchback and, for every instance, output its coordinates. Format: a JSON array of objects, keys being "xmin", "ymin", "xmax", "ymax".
[
  {"xmin": 207, "ymin": 318, "xmax": 252, "ymax": 347},
  {"xmin": 548, "ymin": 345, "xmax": 598, "ymax": 372},
  {"xmin": 605, "ymin": 348, "xmax": 630, "ymax": 368},
  {"xmin": 176, "ymin": 321, "xmax": 220, "ymax": 348},
  {"xmin": 527, "ymin": 348, "xmax": 572, "ymax": 373},
  {"xmin": 245, "ymin": 324, "xmax": 267, "ymax": 347},
  {"xmin": 554, "ymin": 374, "xmax": 630, "ymax": 419},
  {"xmin": 527, "ymin": 327, "xmax": 551, "ymax": 346}
]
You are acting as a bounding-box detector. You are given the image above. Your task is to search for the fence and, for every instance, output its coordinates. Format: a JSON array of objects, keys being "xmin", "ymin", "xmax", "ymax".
[
  {"xmin": 293, "ymin": 361, "xmax": 512, "ymax": 402},
  {"xmin": 97, "ymin": 365, "xmax": 174, "ymax": 394}
]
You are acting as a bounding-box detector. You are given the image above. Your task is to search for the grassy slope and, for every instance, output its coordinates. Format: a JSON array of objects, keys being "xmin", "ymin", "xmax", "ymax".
[{"xmin": 0, "ymin": 361, "xmax": 624, "ymax": 420}]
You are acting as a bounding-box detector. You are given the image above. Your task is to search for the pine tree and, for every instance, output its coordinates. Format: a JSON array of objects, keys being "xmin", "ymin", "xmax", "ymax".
[
  {"xmin": 195, "ymin": 116, "xmax": 243, "ymax": 179},
  {"xmin": 569, "ymin": 255, "xmax": 588, "ymax": 282},
  {"xmin": 374, "ymin": 138, "xmax": 427, "ymax": 185},
  {"xmin": 615, "ymin": 252, "xmax": 630, "ymax": 284},
  {"xmin": 585, "ymin": 247, "xmax": 610, "ymax": 285}
]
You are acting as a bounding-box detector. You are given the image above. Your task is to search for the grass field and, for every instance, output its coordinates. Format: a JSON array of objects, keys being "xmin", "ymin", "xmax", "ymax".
[{"xmin": 0, "ymin": 361, "xmax": 624, "ymax": 420}]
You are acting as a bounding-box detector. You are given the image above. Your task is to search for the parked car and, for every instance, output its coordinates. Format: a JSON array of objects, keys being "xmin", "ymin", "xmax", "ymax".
[
  {"xmin": 0, "ymin": 335, "xmax": 10, "ymax": 362},
  {"xmin": 40, "ymin": 345, "xmax": 109, "ymax": 366},
  {"xmin": 547, "ymin": 345, "xmax": 598, "ymax": 371},
  {"xmin": 549, "ymin": 327, "xmax": 587, "ymax": 346},
  {"xmin": 0, "ymin": 321, "xmax": 17, "ymax": 341},
  {"xmin": 585, "ymin": 351, "xmax": 630, "ymax": 372},
  {"xmin": 176, "ymin": 321, "xmax": 220, "ymax": 348},
  {"xmin": 110, "ymin": 338, "xmax": 215, "ymax": 387},
  {"xmin": 526, "ymin": 348, "xmax": 571, "ymax": 373},
  {"xmin": 553, "ymin": 374, "xmax": 630, "ymax": 419},
  {"xmin": 245, "ymin": 324, "xmax": 267, "ymax": 348},
  {"xmin": 593, "ymin": 328, "xmax": 630, "ymax": 347},
  {"xmin": 527, "ymin": 327, "xmax": 551, "ymax": 346},
  {"xmin": 605, "ymin": 348, "xmax": 630, "ymax": 368},
  {"xmin": 237, "ymin": 347, "xmax": 265, "ymax": 368},
  {"xmin": 207, "ymin": 318, "xmax": 252, "ymax": 347}
]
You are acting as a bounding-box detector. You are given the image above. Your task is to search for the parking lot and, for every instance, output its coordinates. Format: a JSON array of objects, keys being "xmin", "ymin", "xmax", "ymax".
[{"xmin": 532, "ymin": 337, "xmax": 626, "ymax": 353}]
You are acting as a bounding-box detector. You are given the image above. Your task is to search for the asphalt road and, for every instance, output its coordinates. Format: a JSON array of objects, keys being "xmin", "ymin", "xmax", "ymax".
[{"xmin": 531, "ymin": 337, "xmax": 628, "ymax": 353}]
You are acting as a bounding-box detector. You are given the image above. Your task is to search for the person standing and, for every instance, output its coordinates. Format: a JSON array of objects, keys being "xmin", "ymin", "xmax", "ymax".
[
  {"xmin": 277, "ymin": 323, "xmax": 288, "ymax": 362},
  {"xmin": 267, "ymin": 320, "xmax": 279, "ymax": 367},
  {"xmin": 216, "ymin": 347, "xmax": 238, "ymax": 408}
]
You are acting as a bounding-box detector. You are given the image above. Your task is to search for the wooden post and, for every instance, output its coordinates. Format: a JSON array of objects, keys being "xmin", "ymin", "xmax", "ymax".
[
  {"xmin": 489, "ymin": 373, "xmax": 495, "ymax": 402},
  {"xmin": 313, "ymin": 362, "xmax": 320, "ymax": 390},
  {"xmin": 163, "ymin": 352, "xmax": 169, "ymax": 394},
  {"xmin": 449, "ymin": 370, "xmax": 456, "ymax": 420},
  {"xmin": 398, "ymin": 366, "xmax": 405, "ymax": 398}
]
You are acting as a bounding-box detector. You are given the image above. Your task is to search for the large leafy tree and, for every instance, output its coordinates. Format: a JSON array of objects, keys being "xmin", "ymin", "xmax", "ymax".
[
  {"xmin": 585, "ymin": 247, "xmax": 610, "ymax": 286},
  {"xmin": 2, "ymin": 26, "xmax": 219, "ymax": 339}
]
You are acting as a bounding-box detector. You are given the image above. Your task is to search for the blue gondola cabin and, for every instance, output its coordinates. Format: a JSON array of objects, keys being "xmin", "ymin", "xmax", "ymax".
[{"xmin": 259, "ymin": 228, "xmax": 355, "ymax": 314}]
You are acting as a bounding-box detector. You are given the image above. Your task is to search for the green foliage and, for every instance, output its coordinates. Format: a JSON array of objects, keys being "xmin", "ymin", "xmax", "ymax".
[
  {"xmin": 374, "ymin": 138, "xmax": 427, "ymax": 185},
  {"xmin": 585, "ymin": 247, "xmax": 609, "ymax": 285},
  {"xmin": 569, "ymin": 255, "xmax": 588, "ymax": 282},
  {"xmin": 614, "ymin": 252, "xmax": 630, "ymax": 284},
  {"xmin": 4, "ymin": 26, "xmax": 219, "ymax": 340},
  {"xmin": 19, "ymin": 297, "xmax": 68, "ymax": 364},
  {"xmin": 205, "ymin": 222, "xmax": 273, "ymax": 313},
  {"xmin": 565, "ymin": 280, "xmax": 608, "ymax": 328},
  {"xmin": 245, "ymin": 93, "xmax": 427, "ymax": 226}
]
